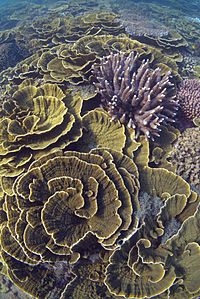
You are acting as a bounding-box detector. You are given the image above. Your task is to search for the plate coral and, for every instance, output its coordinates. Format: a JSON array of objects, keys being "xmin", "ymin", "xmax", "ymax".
[{"xmin": 0, "ymin": 1, "xmax": 200, "ymax": 298}]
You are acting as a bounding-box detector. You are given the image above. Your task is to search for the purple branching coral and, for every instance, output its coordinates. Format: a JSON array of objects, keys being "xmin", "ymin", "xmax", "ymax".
[
  {"xmin": 92, "ymin": 51, "xmax": 179, "ymax": 139},
  {"xmin": 177, "ymin": 79, "xmax": 200, "ymax": 123}
]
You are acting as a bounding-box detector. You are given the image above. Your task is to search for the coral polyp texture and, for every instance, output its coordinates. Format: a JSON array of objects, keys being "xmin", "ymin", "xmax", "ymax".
[
  {"xmin": 0, "ymin": 81, "xmax": 82, "ymax": 180},
  {"xmin": 1, "ymin": 145, "xmax": 199, "ymax": 298},
  {"xmin": 0, "ymin": 148, "xmax": 140, "ymax": 298},
  {"xmin": 92, "ymin": 51, "xmax": 178, "ymax": 139},
  {"xmin": 0, "ymin": 34, "xmax": 180, "ymax": 91},
  {"xmin": 0, "ymin": 82, "xmax": 83, "ymax": 153},
  {"xmin": 170, "ymin": 127, "xmax": 200, "ymax": 193},
  {"xmin": 177, "ymin": 79, "xmax": 200, "ymax": 123},
  {"xmin": 0, "ymin": 1, "xmax": 200, "ymax": 298},
  {"xmin": 105, "ymin": 166, "xmax": 200, "ymax": 299}
]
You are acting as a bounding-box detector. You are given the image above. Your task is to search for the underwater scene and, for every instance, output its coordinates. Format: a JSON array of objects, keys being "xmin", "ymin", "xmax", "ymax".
[{"xmin": 0, "ymin": 0, "xmax": 200, "ymax": 298}]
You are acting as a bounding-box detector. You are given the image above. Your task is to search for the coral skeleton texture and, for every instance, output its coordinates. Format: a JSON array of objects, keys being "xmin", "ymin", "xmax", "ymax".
[
  {"xmin": 177, "ymin": 79, "xmax": 200, "ymax": 122},
  {"xmin": 93, "ymin": 51, "xmax": 179, "ymax": 139},
  {"xmin": 0, "ymin": 2, "xmax": 200, "ymax": 299}
]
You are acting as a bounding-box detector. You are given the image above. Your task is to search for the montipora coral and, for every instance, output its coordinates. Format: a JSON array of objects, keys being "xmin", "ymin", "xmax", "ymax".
[{"xmin": 93, "ymin": 51, "xmax": 179, "ymax": 139}]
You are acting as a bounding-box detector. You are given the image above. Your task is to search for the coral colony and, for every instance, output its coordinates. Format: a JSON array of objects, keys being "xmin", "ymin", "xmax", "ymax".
[
  {"xmin": 177, "ymin": 79, "xmax": 200, "ymax": 122},
  {"xmin": 0, "ymin": 3, "xmax": 200, "ymax": 299},
  {"xmin": 92, "ymin": 51, "xmax": 179, "ymax": 139}
]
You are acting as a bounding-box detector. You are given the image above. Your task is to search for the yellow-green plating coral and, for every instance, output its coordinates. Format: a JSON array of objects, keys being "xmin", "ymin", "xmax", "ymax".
[
  {"xmin": 36, "ymin": 34, "xmax": 180, "ymax": 85},
  {"xmin": 0, "ymin": 83, "xmax": 82, "ymax": 154},
  {"xmin": 0, "ymin": 148, "xmax": 139, "ymax": 298},
  {"xmin": 0, "ymin": 6, "xmax": 199, "ymax": 298},
  {"xmin": 0, "ymin": 140, "xmax": 199, "ymax": 298},
  {"xmin": 0, "ymin": 82, "xmax": 83, "ymax": 180},
  {"xmin": 17, "ymin": 11, "xmax": 123, "ymax": 52},
  {"xmin": 105, "ymin": 167, "xmax": 200, "ymax": 299}
]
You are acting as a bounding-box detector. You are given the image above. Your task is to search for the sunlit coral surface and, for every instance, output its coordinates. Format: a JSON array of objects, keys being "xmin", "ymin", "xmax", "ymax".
[{"xmin": 0, "ymin": 0, "xmax": 200, "ymax": 298}]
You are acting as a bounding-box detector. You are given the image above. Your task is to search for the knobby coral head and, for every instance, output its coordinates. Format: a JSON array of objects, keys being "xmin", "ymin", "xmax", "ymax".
[
  {"xmin": 177, "ymin": 78, "xmax": 200, "ymax": 124},
  {"xmin": 92, "ymin": 51, "xmax": 179, "ymax": 139}
]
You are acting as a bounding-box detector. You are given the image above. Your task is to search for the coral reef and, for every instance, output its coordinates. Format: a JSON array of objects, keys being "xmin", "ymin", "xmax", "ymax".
[
  {"xmin": 105, "ymin": 166, "xmax": 200, "ymax": 299},
  {"xmin": 171, "ymin": 17, "xmax": 200, "ymax": 43},
  {"xmin": 118, "ymin": 9, "xmax": 169, "ymax": 37},
  {"xmin": 0, "ymin": 0, "xmax": 199, "ymax": 298},
  {"xmin": 0, "ymin": 34, "xmax": 180, "ymax": 92},
  {"xmin": 177, "ymin": 79, "xmax": 200, "ymax": 123},
  {"xmin": 137, "ymin": 30, "xmax": 187, "ymax": 65},
  {"xmin": 0, "ymin": 42, "xmax": 27, "ymax": 70},
  {"xmin": 119, "ymin": 10, "xmax": 186, "ymax": 63},
  {"xmin": 0, "ymin": 148, "xmax": 140, "ymax": 298},
  {"xmin": 37, "ymin": 34, "xmax": 181, "ymax": 84},
  {"xmin": 1, "ymin": 140, "xmax": 199, "ymax": 298},
  {"xmin": 92, "ymin": 51, "xmax": 178, "ymax": 138},
  {"xmin": 170, "ymin": 127, "xmax": 200, "ymax": 193},
  {"xmin": 0, "ymin": 81, "xmax": 82, "ymax": 181},
  {"xmin": 17, "ymin": 11, "xmax": 123, "ymax": 53},
  {"xmin": 106, "ymin": 200, "xmax": 200, "ymax": 299}
]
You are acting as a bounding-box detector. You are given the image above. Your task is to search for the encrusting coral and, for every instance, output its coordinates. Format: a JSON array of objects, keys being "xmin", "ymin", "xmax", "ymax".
[
  {"xmin": 92, "ymin": 51, "xmax": 179, "ymax": 139},
  {"xmin": 118, "ymin": 9, "xmax": 169, "ymax": 38}
]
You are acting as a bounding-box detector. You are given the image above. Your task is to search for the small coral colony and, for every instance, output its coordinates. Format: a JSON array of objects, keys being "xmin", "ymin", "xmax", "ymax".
[{"xmin": 0, "ymin": 0, "xmax": 200, "ymax": 298}]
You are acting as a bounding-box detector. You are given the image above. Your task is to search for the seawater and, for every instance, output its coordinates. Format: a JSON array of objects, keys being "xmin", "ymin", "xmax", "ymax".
[{"xmin": 0, "ymin": 0, "xmax": 200, "ymax": 298}]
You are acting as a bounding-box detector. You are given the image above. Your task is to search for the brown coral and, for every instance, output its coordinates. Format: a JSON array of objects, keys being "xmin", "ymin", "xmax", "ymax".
[
  {"xmin": 0, "ymin": 82, "xmax": 83, "ymax": 184},
  {"xmin": 170, "ymin": 127, "xmax": 200, "ymax": 193},
  {"xmin": 177, "ymin": 79, "xmax": 200, "ymax": 122},
  {"xmin": 1, "ymin": 138, "xmax": 200, "ymax": 298},
  {"xmin": 92, "ymin": 51, "xmax": 178, "ymax": 139},
  {"xmin": 0, "ymin": 34, "xmax": 180, "ymax": 92},
  {"xmin": 105, "ymin": 166, "xmax": 198, "ymax": 299},
  {"xmin": 17, "ymin": 12, "xmax": 123, "ymax": 53},
  {"xmin": 0, "ymin": 148, "xmax": 139, "ymax": 297}
]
